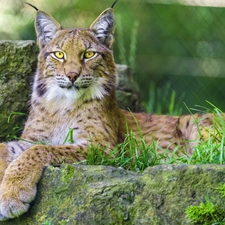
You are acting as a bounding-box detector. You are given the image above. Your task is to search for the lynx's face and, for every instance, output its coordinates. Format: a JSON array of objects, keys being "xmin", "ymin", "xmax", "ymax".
[
  {"xmin": 33, "ymin": 8, "xmax": 116, "ymax": 103},
  {"xmin": 46, "ymin": 29, "xmax": 107, "ymax": 90}
]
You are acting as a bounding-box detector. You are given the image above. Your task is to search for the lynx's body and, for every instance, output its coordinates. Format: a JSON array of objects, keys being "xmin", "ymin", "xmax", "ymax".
[{"xmin": 0, "ymin": 3, "xmax": 214, "ymax": 220}]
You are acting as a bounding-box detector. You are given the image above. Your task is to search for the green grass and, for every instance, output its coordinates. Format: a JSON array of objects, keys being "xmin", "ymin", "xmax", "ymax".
[
  {"xmin": 63, "ymin": 128, "xmax": 75, "ymax": 144},
  {"xmin": 6, "ymin": 111, "xmax": 27, "ymax": 141},
  {"xmin": 85, "ymin": 131, "xmax": 162, "ymax": 172},
  {"xmin": 143, "ymin": 82, "xmax": 185, "ymax": 115},
  {"xmin": 81, "ymin": 102, "xmax": 225, "ymax": 172}
]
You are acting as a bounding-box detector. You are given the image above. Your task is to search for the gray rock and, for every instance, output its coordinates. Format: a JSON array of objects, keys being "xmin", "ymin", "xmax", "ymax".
[
  {"xmin": 116, "ymin": 65, "xmax": 142, "ymax": 112},
  {"xmin": 1, "ymin": 164, "xmax": 224, "ymax": 225},
  {"xmin": 0, "ymin": 41, "xmax": 142, "ymax": 141}
]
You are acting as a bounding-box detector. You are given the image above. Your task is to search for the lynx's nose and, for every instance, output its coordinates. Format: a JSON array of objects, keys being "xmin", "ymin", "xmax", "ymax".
[{"xmin": 66, "ymin": 72, "xmax": 79, "ymax": 83}]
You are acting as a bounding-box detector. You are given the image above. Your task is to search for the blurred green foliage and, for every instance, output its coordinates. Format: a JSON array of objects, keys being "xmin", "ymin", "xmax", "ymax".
[{"xmin": 1, "ymin": 0, "xmax": 225, "ymax": 114}]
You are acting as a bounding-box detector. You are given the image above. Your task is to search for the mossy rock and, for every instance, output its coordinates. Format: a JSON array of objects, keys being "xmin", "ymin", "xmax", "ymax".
[
  {"xmin": 1, "ymin": 164, "xmax": 225, "ymax": 225},
  {"xmin": 0, "ymin": 41, "xmax": 39, "ymax": 141}
]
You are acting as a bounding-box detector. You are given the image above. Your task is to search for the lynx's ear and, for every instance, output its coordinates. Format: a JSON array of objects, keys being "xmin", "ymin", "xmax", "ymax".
[
  {"xmin": 90, "ymin": 8, "xmax": 116, "ymax": 48},
  {"xmin": 35, "ymin": 11, "xmax": 62, "ymax": 48}
]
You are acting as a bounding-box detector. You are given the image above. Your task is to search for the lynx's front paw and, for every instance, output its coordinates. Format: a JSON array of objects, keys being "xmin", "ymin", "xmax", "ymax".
[{"xmin": 0, "ymin": 182, "xmax": 37, "ymax": 220}]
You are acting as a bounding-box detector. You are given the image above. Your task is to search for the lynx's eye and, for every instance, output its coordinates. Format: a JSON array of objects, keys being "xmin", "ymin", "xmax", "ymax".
[
  {"xmin": 84, "ymin": 51, "xmax": 95, "ymax": 59},
  {"xmin": 54, "ymin": 51, "xmax": 65, "ymax": 59}
]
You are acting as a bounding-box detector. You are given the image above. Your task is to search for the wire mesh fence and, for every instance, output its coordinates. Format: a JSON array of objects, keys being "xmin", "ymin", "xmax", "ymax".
[{"xmin": 1, "ymin": 0, "xmax": 225, "ymax": 114}]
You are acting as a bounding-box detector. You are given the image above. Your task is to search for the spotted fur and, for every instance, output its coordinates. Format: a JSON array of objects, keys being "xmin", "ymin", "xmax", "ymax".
[{"xmin": 0, "ymin": 6, "xmax": 215, "ymax": 220}]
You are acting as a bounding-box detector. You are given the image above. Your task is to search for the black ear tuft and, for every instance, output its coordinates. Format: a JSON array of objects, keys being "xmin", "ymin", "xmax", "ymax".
[
  {"xmin": 111, "ymin": 0, "xmax": 118, "ymax": 9},
  {"xmin": 25, "ymin": 2, "xmax": 39, "ymax": 11}
]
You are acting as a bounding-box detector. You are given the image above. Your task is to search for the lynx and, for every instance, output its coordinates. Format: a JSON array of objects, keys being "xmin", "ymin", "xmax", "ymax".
[{"xmin": 0, "ymin": 2, "xmax": 214, "ymax": 220}]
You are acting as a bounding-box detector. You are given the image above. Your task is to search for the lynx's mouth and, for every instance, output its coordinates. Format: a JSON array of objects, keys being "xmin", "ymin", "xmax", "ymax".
[
  {"xmin": 66, "ymin": 83, "xmax": 89, "ymax": 90},
  {"xmin": 57, "ymin": 78, "xmax": 93, "ymax": 90},
  {"xmin": 59, "ymin": 83, "xmax": 78, "ymax": 90}
]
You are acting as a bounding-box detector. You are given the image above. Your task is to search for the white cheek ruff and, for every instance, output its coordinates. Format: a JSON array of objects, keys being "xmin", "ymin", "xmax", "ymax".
[
  {"xmin": 87, "ymin": 79, "xmax": 108, "ymax": 100},
  {"xmin": 36, "ymin": 77, "xmax": 109, "ymax": 109}
]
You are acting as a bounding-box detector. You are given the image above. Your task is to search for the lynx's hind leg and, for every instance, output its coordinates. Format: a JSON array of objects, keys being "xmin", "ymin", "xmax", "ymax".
[
  {"xmin": 176, "ymin": 114, "xmax": 214, "ymax": 154},
  {"xmin": 193, "ymin": 114, "xmax": 214, "ymax": 142}
]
